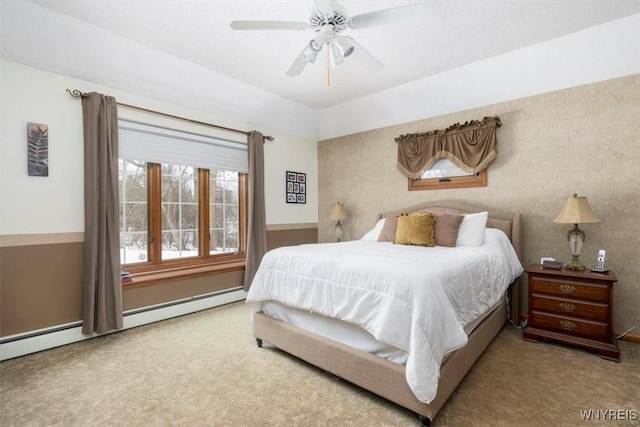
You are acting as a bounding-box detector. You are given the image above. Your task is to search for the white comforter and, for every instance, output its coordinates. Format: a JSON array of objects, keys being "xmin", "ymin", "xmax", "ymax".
[{"xmin": 246, "ymin": 228, "xmax": 523, "ymax": 403}]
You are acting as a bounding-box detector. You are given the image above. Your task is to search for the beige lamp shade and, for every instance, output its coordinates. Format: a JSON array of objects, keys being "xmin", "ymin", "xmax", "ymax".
[
  {"xmin": 553, "ymin": 194, "xmax": 601, "ymax": 224},
  {"xmin": 328, "ymin": 202, "xmax": 348, "ymax": 221}
]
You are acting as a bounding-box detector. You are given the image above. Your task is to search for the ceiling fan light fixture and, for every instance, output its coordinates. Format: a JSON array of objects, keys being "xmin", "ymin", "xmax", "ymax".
[
  {"xmin": 304, "ymin": 39, "xmax": 321, "ymax": 63},
  {"xmin": 309, "ymin": 40, "xmax": 323, "ymax": 51},
  {"xmin": 328, "ymin": 43, "xmax": 344, "ymax": 67},
  {"xmin": 335, "ymin": 36, "xmax": 355, "ymax": 58}
]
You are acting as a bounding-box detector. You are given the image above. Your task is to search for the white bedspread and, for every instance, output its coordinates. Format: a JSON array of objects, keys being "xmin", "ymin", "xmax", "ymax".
[{"xmin": 246, "ymin": 228, "xmax": 523, "ymax": 403}]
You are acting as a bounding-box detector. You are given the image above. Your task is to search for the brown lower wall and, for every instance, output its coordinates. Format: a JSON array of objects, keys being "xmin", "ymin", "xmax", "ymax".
[
  {"xmin": 122, "ymin": 271, "xmax": 243, "ymax": 311},
  {"xmin": 0, "ymin": 226, "xmax": 318, "ymax": 337},
  {"xmin": 0, "ymin": 242, "xmax": 84, "ymax": 336},
  {"xmin": 266, "ymin": 227, "xmax": 318, "ymax": 251}
]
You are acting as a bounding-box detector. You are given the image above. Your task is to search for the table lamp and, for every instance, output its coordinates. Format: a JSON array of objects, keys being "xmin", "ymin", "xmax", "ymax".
[
  {"xmin": 553, "ymin": 194, "xmax": 601, "ymax": 271},
  {"xmin": 328, "ymin": 202, "xmax": 348, "ymax": 242}
]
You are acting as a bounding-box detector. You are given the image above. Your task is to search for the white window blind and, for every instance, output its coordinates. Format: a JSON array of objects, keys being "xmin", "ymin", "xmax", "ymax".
[{"xmin": 118, "ymin": 120, "xmax": 248, "ymax": 173}]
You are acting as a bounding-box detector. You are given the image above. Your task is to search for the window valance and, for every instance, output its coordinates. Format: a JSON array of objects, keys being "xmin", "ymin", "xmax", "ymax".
[{"xmin": 396, "ymin": 116, "xmax": 501, "ymax": 179}]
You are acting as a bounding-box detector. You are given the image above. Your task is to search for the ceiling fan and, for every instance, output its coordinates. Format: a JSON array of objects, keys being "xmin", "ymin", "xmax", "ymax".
[{"xmin": 230, "ymin": 1, "xmax": 426, "ymax": 77}]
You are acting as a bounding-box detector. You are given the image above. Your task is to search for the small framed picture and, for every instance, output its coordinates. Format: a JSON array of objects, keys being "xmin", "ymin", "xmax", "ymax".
[
  {"xmin": 286, "ymin": 170, "xmax": 306, "ymax": 204},
  {"xmin": 28, "ymin": 122, "xmax": 49, "ymax": 177}
]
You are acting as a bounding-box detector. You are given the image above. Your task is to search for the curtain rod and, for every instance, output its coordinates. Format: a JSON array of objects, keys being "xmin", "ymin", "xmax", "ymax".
[{"xmin": 66, "ymin": 89, "xmax": 273, "ymax": 141}]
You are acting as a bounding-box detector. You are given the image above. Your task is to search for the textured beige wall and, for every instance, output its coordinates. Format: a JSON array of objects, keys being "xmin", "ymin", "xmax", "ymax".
[{"xmin": 318, "ymin": 74, "xmax": 640, "ymax": 335}]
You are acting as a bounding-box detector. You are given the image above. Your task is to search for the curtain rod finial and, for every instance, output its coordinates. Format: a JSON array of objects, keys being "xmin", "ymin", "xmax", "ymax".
[{"xmin": 66, "ymin": 89, "xmax": 87, "ymax": 99}]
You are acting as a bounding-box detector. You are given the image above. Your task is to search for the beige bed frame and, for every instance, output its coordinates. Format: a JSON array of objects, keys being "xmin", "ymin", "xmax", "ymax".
[{"xmin": 252, "ymin": 201, "xmax": 522, "ymax": 426}]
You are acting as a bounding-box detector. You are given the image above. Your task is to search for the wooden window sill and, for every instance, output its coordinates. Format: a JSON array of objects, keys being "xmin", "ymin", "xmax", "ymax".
[
  {"xmin": 122, "ymin": 261, "xmax": 245, "ymax": 290},
  {"xmin": 408, "ymin": 169, "xmax": 487, "ymax": 191}
]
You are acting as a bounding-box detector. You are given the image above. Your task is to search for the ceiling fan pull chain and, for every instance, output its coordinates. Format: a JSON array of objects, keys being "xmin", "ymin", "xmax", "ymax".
[{"xmin": 326, "ymin": 49, "xmax": 331, "ymax": 87}]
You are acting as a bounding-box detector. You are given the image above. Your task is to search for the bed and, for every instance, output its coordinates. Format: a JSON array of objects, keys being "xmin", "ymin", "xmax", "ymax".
[{"xmin": 246, "ymin": 200, "xmax": 523, "ymax": 425}]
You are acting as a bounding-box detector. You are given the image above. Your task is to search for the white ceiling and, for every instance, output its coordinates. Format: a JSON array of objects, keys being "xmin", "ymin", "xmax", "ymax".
[{"xmin": 12, "ymin": 0, "xmax": 640, "ymax": 110}]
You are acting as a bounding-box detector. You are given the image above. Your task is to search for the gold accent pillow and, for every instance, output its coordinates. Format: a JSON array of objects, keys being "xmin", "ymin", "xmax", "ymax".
[{"xmin": 395, "ymin": 213, "xmax": 436, "ymax": 246}]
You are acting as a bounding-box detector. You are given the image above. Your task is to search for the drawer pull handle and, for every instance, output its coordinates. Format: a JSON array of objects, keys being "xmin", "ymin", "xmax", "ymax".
[
  {"xmin": 559, "ymin": 284, "xmax": 576, "ymax": 294},
  {"xmin": 559, "ymin": 303, "xmax": 576, "ymax": 312},
  {"xmin": 559, "ymin": 320, "xmax": 576, "ymax": 331}
]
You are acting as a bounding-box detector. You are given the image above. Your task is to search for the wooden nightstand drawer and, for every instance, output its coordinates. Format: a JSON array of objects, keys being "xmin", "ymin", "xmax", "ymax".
[
  {"xmin": 530, "ymin": 277, "xmax": 608, "ymax": 303},
  {"xmin": 530, "ymin": 294, "xmax": 608, "ymax": 322},
  {"xmin": 530, "ymin": 311, "xmax": 607, "ymax": 341}
]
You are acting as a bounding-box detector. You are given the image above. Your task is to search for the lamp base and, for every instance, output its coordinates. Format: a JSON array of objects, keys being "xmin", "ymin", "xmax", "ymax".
[
  {"xmin": 335, "ymin": 220, "xmax": 343, "ymax": 242},
  {"xmin": 565, "ymin": 224, "xmax": 585, "ymax": 271},
  {"xmin": 565, "ymin": 255, "xmax": 585, "ymax": 271}
]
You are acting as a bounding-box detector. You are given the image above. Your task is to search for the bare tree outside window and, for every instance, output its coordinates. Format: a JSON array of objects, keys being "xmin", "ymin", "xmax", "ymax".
[
  {"xmin": 161, "ymin": 164, "xmax": 198, "ymax": 260},
  {"xmin": 210, "ymin": 170, "xmax": 240, "ymax": 254},
  {"xmin": 119, "ymin": 159, "xmax": 148, "ymax": 264}
]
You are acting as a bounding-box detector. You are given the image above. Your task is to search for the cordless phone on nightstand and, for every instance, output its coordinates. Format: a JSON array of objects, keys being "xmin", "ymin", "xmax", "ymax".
[{"xmin": 591, "ymin": 249, "xmax": 608, "ymax": 273}]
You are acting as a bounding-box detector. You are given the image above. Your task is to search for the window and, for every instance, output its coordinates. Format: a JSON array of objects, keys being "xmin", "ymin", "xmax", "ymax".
[
  {"xmin": 408, "ymin": 159, "xmax": 488, "ymax": 191},
  {"xmin": 119, "ymin": 159, "xmax": 148, "ymax": 264},
  {"xmin": 119, "ymin": 161, "xmax": 247, "ymax": 269},
  {"xmin": 419, "ymin": 158, "xmax": 473, "ymax": 180},
  {"xmin": 117, "ymin": 120, "xmax": 248, "ymax": 279},
  {"xmin": 210, "ymin": 170, "xmax": 240, "ymax": 255},
  {"xmin": 160, "ymin": 163, "xmax": 199, "ymax": 260}
]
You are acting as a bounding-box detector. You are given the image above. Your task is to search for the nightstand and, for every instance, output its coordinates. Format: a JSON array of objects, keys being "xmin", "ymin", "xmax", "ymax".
[{"xmin": 523, "ymin": 264, "xmax": 620, "ymax": 361}]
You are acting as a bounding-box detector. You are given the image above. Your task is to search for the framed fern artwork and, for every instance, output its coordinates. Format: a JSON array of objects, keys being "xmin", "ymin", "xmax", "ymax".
[{"xmin": 28, "ymin": 122, "xmax": 48, "ymax": 177}]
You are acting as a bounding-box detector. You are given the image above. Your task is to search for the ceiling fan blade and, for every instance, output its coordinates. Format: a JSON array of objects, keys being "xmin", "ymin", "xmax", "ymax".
[
  {"xmin": 346, "ymin": 37, "xmax": 383, "ymax": 73},
  {"xmin": 348, "ymin": 3, "xmax": 426, "ymax": 30},
  {"xmin": 286, "ymin": 50, "xmax": 309, "ymax": 76},
  {"xmin": 314, "ymin": 0, "xmax": 335, "ymax": 14},
  {"xmin": 230, "ymin": 20, "xmax": 309, "ymax": 31}
]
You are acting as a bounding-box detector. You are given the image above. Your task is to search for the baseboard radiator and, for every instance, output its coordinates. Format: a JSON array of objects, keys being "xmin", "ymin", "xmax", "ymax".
[{"xmin": 0, "ymin": 287, "xmax": 247, "ymax": 361}]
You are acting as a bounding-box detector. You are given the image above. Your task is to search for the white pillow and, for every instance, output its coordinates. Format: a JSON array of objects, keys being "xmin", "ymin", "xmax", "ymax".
[
  {"xmin": 455, "ymin": 211, "xmax": 488, "ymax": 246},
  {"xmin": 360, "ymin": 218, "xmax": 386, "ymax": 241}
]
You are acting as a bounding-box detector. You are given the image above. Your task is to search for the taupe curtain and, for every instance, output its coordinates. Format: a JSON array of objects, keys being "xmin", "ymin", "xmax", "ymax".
[
  {"xmin": 243, "ymin": 131, "xmax": 267, "ymax": 291},
  {"xmin": 396, "ymin": 116, "xmax": 501, "ymax": 179},
  {"xmin": 81, "ymin": 92, "xmax": 123, "ymax": 335}
]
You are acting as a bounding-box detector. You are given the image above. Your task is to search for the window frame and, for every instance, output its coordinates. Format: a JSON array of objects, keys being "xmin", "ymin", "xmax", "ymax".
[
  {"xmin": 408, "ymin": 169, "xmax": 488, "ymax": 191},
  {"xmin": 121, "ymin": 162, "xmax": 248, "ymax": 285}
]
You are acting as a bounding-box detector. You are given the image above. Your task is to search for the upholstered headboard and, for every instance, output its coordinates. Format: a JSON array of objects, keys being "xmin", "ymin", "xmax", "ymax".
[{"xmin": 378, "ymin": 200, "xmax": 522, "ymax": 261}]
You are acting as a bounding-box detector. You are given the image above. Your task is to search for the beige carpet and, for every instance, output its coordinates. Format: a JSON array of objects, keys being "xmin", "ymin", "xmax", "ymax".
[{"xmin": 1, "ymin": 301, "xmax": 638, "ymax": 426}]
